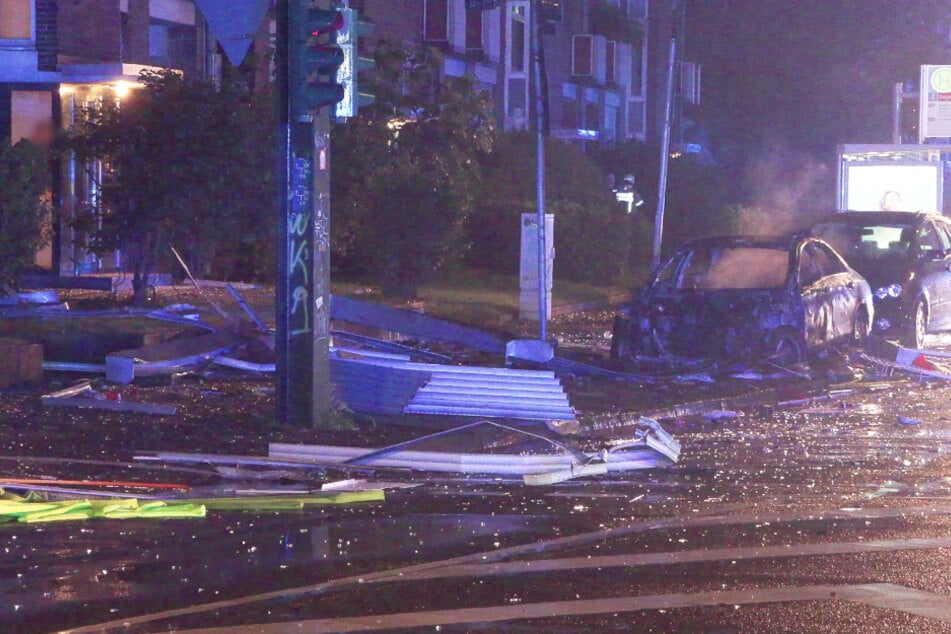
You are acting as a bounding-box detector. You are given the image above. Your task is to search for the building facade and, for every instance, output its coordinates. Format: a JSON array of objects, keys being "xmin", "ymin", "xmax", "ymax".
[
  {"xmin": 355, "ymin": 0, "xmax": 685, "ymax": 148},
  {"xmin": 0, "ymin": 0, "xmax": 216, "ymax": 274}
]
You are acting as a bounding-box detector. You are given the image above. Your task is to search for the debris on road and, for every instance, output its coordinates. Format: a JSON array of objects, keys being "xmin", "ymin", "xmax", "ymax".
[
  {"xmin": 331, "ymin": 294, "xmax": 504, "ymax": 353},
  {"xmin": 41, "ymin": 381, "xmax": 178, "ymax": 415},
  {"xmin": 105, "ymin": 331, "xmax": 244, "ymax": 383},
  {"xmin": 0, "ymin": 492, "xmax": 206, "ymax": 523},
  {"xmin": 268, "ymin": 417, "xmax": 679, "ymax": 482}
]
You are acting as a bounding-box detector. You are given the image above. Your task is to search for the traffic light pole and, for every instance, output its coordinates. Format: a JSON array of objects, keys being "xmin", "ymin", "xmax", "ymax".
[{"xmin": 276, "ymin": 0, "xmax": 333, "ymax": 428}]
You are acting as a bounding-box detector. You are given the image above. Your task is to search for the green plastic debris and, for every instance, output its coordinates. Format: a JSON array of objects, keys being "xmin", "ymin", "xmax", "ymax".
[
  {"xmin": 102, "ymin": 501, "xmax": 206, "ymax": 519},
  {"xmin": 0, "ymin": 496, "xmax": 207, "ymax": 524},
  {"xmin": 183, "ymin": 490, "xmax": 385, "ymax": 511},
  {"xmin": 0, "ymin": 488, "xmax": 382, "ymax": 524}
]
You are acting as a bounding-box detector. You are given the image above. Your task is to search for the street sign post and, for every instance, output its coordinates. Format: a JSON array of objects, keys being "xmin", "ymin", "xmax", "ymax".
[{"xmin": 919, "ymin": 65, "xmax": 951, "ymax": 142}]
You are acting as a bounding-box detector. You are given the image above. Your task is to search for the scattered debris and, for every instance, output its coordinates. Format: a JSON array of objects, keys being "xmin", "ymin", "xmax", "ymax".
[
  {"xmin": 268, "ymin": 417, "xmax": 679, "ymax": 481},
  {"xmin": 41, "ymin": 381, "xmax": 177, "ymax": 416},
  {"xmin": 105, "ymin": 331, "xmax": 244, "ymax": 383},
  {"xmin": 0, "ymin": 337, "xmax": 42, "ymax": 387},
  {"xmin": 898, "ymin": 416, "xmax": 923, "ymax": 426},
  {"xmin": 0, "ymin": 491, "xmax": 205, "ymax": 523},
  {"xmin": 331, "ymin": 294, "xmax": 504, "ymax": 353},
  {"xmin": 225, "ymin": 283, "xmax": 271, "ymax": 334},
  {"xmin": 170, "ymin": 245, "xmax": 232, "ymax": 322},
  {"xmin": 703, "ymin": 410, "xmax": 741, "ymax": 421}
]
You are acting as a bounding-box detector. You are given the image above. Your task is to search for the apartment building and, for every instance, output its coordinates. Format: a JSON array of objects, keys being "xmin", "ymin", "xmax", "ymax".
[
  {"xmin": 355, "ymin": 0, "xmax": 685, "ymax": 147},
  {"xmin": 0, "ymin": 0, "xmax": 216, "ymax": 273}
]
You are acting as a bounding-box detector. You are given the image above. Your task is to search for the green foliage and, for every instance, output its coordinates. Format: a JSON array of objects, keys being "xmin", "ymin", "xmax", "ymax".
[
  {"xmin": 0, "ymin": 141, "xmax": 49, "ymax": 286},
  {"xmin": 589, "ymin": 1, "xmax": 643, "ymax": 45},
  {"xmin": 331, "ymin": 41, "xmax": 495, "ymax": 297},
  {"xmin": 61, "ymin": 70, "xmax": 275, "ymax": 303},
  {"xmin": 468, "ymin": 131, "xmax": 632, "ymax": 285}
]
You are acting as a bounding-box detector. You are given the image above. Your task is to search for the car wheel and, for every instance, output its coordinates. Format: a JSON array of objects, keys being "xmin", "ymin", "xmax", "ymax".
[
  {"xmin": 850, "ymin": 306, "xmax": 870, "ymax": 348},
  {"xmin": 901, "ymin": 298, "xmax": 928, "ymax": 350},
  {"xmin": 767, "ymin": 327, "xmax": 808, "ymax": 365}
]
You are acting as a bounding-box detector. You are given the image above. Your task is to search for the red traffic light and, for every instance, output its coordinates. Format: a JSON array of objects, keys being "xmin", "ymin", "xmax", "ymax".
[{"xmin": 307, "ymin": 8, "xmax": 344, "ymax": 36}]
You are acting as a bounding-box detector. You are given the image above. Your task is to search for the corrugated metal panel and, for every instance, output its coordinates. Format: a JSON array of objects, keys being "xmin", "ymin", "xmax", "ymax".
[
  {"xmin": 329, "ymin": 355, "xmax": 576, "ymax": 421},
  {"xmin": 330, "ymin": 358, "xmax": 430, "ymax": 415}
]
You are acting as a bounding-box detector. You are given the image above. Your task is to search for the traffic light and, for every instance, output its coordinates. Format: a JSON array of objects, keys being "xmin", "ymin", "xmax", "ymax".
[
  {"xmin": 333, "ymin": 8, "xmax": 375, "ymax": 119},
  {"xmin": 290, "ymin": 3, "xmax": 346, "ymax": 121}
]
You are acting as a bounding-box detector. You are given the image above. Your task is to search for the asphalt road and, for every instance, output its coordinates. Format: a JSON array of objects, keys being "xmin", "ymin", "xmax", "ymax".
[{"xmin": 3, "ymin": 352, "xmax": 950, "ymax": 633}]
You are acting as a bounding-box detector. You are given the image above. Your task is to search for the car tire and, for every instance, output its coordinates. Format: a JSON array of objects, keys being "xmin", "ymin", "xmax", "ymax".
[
  {"xmin": 767, "ymin": 327, "xmax": 808, "ymax": 366},
  {"xmin": 902, "ymin": 297, "xmax": 928, "ymax": 350},
  {"xmin": 850, "ymin": 306, "xmax": 871, "ymax": 348}
]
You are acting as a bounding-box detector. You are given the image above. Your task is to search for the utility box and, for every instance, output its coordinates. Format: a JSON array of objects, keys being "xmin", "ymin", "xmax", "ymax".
[
  {"xmin": 519, "ymin": 213, "xmax": 554, "ymax": 322},
  {"xmin": 0, "ymin": 338, "xmax": 43, "ymax": 388}
]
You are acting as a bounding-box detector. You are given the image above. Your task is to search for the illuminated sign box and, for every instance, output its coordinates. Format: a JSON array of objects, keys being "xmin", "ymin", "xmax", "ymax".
[{"xmin": 843, "ymin": 162, "xmax": 942, "ymax": 213}]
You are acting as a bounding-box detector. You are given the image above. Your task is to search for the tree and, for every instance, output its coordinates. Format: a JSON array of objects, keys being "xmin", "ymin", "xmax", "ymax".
[
  {"xmin": 331, "ymin": 41, "xmax": 495, "ymax": 297},
  {"xmin": 0, "ymin": 140, "xmax": 49, "ymax": 287},
  {"xmin": 62, "ymin": 70, "xmax": 275, "ymax": 304},
  {"xmin": 467, "ymin": 131, "xmax": 632, "ymax": 285}
]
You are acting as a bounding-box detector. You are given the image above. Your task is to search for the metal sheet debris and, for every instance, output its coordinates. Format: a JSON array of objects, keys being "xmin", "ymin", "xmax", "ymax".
[
  {"xmin": 331, "ymin": 294, "xmax": 504, "ymax": 353},
  {"xmin": 41, "ymin": 381, "xmax": 177, "ymax": 415}
]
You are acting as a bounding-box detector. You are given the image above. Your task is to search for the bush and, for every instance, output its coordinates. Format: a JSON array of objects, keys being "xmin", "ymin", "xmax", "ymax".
[
  {"xmin": 468, "ymin": 132, "xmax": 632, "ymax": 285},
  {"xmin": 0, "ymin": 141, "xmax": 49, "ymax": 286}
]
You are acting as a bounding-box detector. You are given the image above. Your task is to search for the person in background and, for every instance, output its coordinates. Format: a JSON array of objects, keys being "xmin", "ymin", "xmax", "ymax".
[{"xmin": 880, "ymin": 190, "xmax": 903, "ymax": 211}]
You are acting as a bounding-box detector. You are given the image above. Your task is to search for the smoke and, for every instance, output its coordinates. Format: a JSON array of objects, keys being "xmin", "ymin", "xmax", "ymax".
[{"xmin": 736, "ymin": 142, "xmax": 834, "ymax": 235}]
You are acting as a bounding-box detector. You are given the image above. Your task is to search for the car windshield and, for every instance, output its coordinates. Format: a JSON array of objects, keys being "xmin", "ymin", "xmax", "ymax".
[
  {"xmin": 812, "ymin": 222, "xmax": 913, "ymax": 262},
  {"xmin": 678, "ymin": 246, "xmax": 789, "ymax": 290}
]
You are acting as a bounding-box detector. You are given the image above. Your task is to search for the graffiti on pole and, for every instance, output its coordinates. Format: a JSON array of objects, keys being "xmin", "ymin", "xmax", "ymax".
[{"xmin": 289, "ymin": 156, "xmax": 313, "ymax": 336}]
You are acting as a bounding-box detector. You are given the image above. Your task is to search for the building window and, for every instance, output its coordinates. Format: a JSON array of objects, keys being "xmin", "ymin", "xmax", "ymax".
[
  {"xmin": 561, "ymin": 99, "xmax": 579, "ymax": 129},
  {"xmin": 465, "ymin": 8, "xmax": 483, "ymax": 51},
  {"xmin": 628, "ymin": 99, "xmax": 645, "ymax": 136},
  {"xmin": 424, "ymin": 0, "xmax": 448, "ymax": 42},
  {"xmin": 507, "ymin": 77, "xmax": 526, "ymax": 118},
  {"xmin": 509, "ymin": 5, "xmax": 526, "ymax": 72},
  {"xmin": 627, "ymin": 0, "xmax": 647, "ymax": 19},
  {"xmin": 0, "ymin": 0, "xmax": 32, "ymax": 40},
  {"xmin": 630, "ymin": 44, "xmax": 644, "ymax": 96},
  {"xmin": 150, "ymin": 23, "xmax": 170, "ymax": 59}
]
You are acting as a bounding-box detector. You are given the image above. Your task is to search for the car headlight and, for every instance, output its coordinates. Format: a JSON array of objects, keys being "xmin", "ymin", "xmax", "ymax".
[{"xmin": 874, "ymin": 284, "xmax": 902, "ymax": 299}]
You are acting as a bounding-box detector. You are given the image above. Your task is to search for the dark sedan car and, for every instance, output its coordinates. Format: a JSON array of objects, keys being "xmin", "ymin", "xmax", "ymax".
[
  {"xmin": 810, "ymin": 211, "xmax": 951, "ymax": 349},
  {"xmin": 611, "ymin": 235, "xmax": 874, "ymax": 363}
]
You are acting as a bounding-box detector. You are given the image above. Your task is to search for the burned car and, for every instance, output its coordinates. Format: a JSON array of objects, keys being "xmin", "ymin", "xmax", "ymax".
[
  {"xmin": 611, "ymin": 235, "xmax": 874, "ymax": 363},
  {"xmin": 811, "ymin": 211, "xmax": 951, "ymax": 348}
]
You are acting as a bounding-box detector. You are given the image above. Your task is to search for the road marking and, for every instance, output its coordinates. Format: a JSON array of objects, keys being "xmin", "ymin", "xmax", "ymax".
[
  {"xmin": 394, "ymin": 536, "xmax": 951, "ymax": 582},
  {"xmin": 173, "ymin": 583, "xmax": 951, "ymax": 633},
  {"xmin": 64, "ymin": 504, "xmax": 951, "ymax": 633}
]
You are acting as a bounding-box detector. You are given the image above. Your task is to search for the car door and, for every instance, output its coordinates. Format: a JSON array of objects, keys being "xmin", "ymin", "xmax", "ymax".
[
  {"xmin": 925, "ymin": 218, "xmax": 951, "ymax": 330},
  {"xmin": 646, "ymin": 249, "xmax": 702, "ymax": 354},
  {"xmin": 912, "ymin": 220, "xmax": 951, "ymax": 331},
  {"xmin": 641, "ymin": 251, "xmax": 689, "ymax": 350},
  {"xmin": 797, "ymin": 241, "xmax": 830, "ymax": 347},
  {"xmin": 810, "ymin": 239, "xmax": 861, "ymax": 340}
]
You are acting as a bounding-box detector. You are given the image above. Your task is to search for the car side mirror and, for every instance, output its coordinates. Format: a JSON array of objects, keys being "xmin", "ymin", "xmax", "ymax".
[{"xmin": 921, "ymin": 249, "xmax": 946, "ymax": 261}]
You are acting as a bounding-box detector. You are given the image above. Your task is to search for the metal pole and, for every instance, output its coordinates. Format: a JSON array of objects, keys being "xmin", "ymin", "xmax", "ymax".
[
  {"xmin": 891, "ymin": 82, "xmax": 902, "ymax": 144},
  {"xmin": 531, "ymin": 0, "xmax": 547, "ymax": 341},
  {"xmin": 276, "ymin": 0, "xmax": 331, "ymax": 428},
  {"xmin": 652, "ymin": 37, "xmax": 677, "ymax": 270}
]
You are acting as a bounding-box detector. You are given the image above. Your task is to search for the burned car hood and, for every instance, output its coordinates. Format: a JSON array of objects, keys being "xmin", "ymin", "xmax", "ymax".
[{"xmin": 647, "ymin": 288, "xmax": 800, "ymax": 357}]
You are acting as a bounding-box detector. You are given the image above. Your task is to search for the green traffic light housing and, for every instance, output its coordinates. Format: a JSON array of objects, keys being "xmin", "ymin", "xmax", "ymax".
[
  {"xmin": 334, "ymin": 8, "xmax": 376, "ymax": 119},
  {"xmin": 290, "ymin": 5, "xmax": 347, "ymax": 120}
]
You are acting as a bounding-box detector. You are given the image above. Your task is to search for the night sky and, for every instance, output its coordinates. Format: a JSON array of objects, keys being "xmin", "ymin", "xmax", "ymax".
[{"xmin": 685, "ymin": 0, "xmax": 951, "ymax": 161}]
